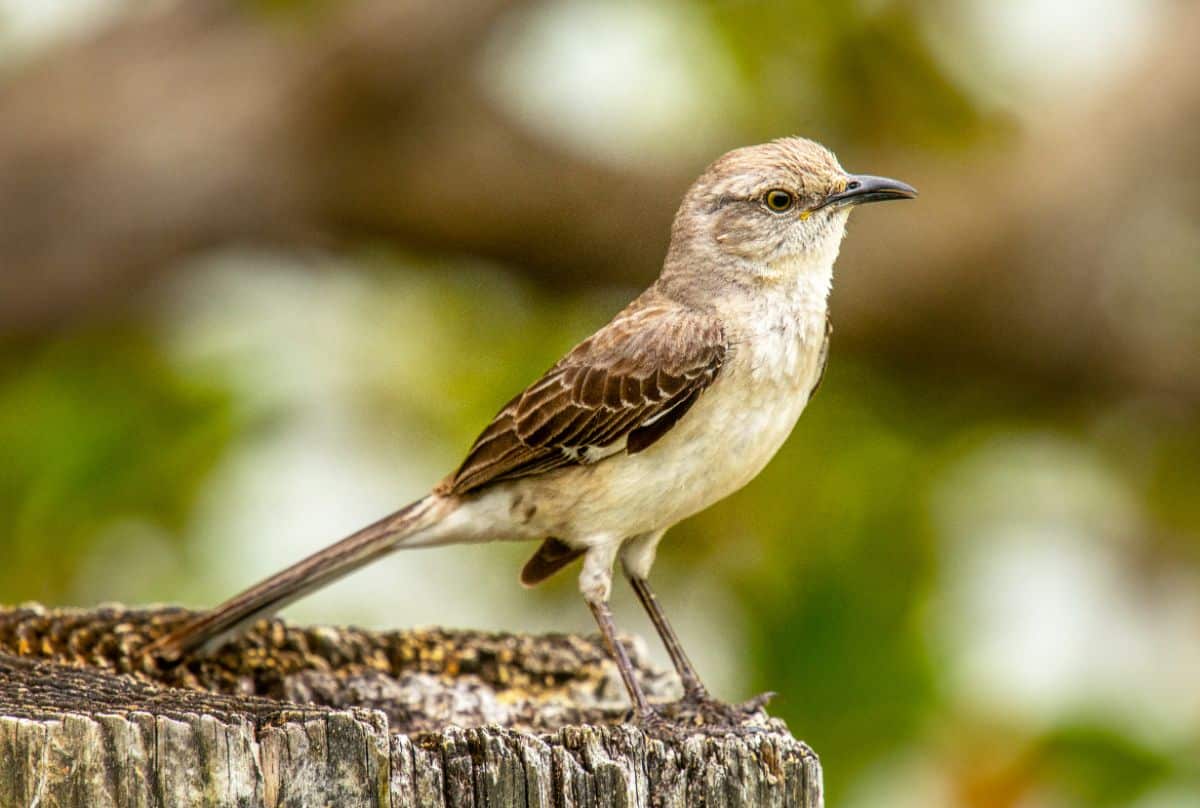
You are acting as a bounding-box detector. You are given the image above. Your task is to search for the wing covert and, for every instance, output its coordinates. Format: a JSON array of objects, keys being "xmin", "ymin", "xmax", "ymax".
[{"xmin": 443, "ymin": 302, "xmax": 726, "ymax": 494}]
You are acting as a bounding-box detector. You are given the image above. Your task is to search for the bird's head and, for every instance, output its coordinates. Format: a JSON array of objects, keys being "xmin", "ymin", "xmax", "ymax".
[{"xmin": 666, "ymin": 137, "xmax": 916, "ymax": 284}]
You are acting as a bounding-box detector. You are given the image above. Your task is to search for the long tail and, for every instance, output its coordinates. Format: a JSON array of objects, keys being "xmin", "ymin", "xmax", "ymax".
[{"xmin": 143, "ymin": 494, "xmax": 455, "ymax": 662}]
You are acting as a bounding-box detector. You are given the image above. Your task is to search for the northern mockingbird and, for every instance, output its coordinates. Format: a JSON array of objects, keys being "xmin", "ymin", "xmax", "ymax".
[{"xmin": 145, "ymin": 137, "xmax": 915, "ymax": 725}]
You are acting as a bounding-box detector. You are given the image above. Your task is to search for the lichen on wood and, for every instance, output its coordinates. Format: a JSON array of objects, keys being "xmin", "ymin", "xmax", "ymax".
[{"xmin": 0, "ymin": 604, "xmax": 822, "ymax": 807}]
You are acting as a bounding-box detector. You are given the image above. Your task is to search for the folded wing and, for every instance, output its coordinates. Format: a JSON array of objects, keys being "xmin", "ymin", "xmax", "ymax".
[{"xmin": 444, "ymin": 301, "xmax": 727, "ymax": 494}]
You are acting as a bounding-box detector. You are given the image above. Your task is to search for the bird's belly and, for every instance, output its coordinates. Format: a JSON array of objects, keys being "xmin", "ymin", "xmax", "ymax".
[
  {"xmin": 635, "ymin": 372, "xmax": 811, "ymax": 524},
  {"xmin": 537, "ymin": 334, "xmax": 824, "ymax": 542}
]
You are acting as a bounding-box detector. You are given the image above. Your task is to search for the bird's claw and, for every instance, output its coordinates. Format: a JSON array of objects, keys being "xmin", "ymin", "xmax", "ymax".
[
  {"xmin": 631, "ymin": 691, "xmax": 774, "ymax": 736},
  {"xmin": 675, "ymin": 689, "xmax": 774, "ymax": 729}
]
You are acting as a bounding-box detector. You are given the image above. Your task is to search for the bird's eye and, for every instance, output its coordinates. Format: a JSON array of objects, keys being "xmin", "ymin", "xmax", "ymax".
[{"xmin": 764, "ymin": 189, "xmax": 795, "ymax": 213}]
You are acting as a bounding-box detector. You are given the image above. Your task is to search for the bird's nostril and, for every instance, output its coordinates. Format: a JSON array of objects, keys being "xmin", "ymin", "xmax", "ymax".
[{"xmin": 845, "ymin": 180, "xmax": 861, "ymax": 191}]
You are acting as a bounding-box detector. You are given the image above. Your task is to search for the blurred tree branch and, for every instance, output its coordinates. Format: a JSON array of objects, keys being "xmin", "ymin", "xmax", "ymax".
[
  {"xmin": 0, "ymin": 0, "xmax": 679, "ymax": 329},
  {"xmin": 1, "ymin": 0, "xmax": 1198, "ymax": 403}
]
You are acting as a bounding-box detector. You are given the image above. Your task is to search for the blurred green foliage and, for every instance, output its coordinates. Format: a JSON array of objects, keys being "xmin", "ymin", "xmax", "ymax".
[
  {"xmin": 702, "ymin": 0, "xmax": 994, "ymax": 149},
  {"xmin": 1034, "ymin": 721, "xmax": 1176, "ymax": 807},
  {"xmin": 0, "ymin": 332, "xmax": 236, "ymax": 603}
]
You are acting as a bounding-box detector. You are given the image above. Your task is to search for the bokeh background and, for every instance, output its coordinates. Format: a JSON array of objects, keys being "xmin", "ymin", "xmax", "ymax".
[{"xmin": 2, "ymin": 0, "xmax": 1199, "ymax": 804}]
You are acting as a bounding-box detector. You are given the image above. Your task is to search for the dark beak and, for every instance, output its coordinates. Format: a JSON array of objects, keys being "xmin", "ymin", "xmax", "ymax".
[{"xmin": 819, "ymin": 174, "xmax": 917, "ymax": 209}]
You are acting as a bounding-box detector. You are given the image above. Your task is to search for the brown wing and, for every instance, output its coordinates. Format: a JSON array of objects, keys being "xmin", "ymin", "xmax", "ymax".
[{"xmin": 443, "ymin": 302, "xmax": 727, "ymax": 495}]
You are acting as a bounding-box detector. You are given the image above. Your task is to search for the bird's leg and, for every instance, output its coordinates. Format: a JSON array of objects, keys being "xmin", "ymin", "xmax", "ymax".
[
  {"xmin": 625, "ymin": 569, "xmax": 773, "ymax": 728},
  {"xmin": 580, "ymin": 542, "xmax": 657, "ymax": 721},
  {"xmin": 625, "ymin": 573, "xmax": 708, "ymax": 700},
  {"xmin": 586, "ymin": 597, "xmax": 653, "ymax": 719}
]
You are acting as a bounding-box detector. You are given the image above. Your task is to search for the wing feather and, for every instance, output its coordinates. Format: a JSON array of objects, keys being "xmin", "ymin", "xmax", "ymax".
[{"xmin": 443, "ymin": 299, "xmax": 726, "ymax": 494}]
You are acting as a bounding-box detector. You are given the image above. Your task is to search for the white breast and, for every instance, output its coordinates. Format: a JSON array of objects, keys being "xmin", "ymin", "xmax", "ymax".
[{"xmin": 666, "ymin": 292, "xmax": 828, "ymax": 505}]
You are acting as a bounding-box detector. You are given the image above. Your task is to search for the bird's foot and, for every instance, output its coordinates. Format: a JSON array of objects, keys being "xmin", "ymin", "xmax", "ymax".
[
  {"xmin": 674, "ymin": 689, "xmax": 775, "ymax": 729},
  {"xmin": 630, "ymin": 707, "xmax": 682, "ymax": 737},
  {"xmin": 633, "ymin": 690, "xmax": 774, "ymax": 736}
]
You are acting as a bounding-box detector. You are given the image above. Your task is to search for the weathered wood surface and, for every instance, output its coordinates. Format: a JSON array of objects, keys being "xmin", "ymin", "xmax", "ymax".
[{"xmin": 0, "ymin": 605, "xmax": 822, "ymax": 807}]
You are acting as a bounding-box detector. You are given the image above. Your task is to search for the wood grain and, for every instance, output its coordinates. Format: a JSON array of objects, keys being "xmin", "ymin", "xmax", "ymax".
[{"xmin": 0, "ymin": 605, "xmax": 822, "ymax": 807}]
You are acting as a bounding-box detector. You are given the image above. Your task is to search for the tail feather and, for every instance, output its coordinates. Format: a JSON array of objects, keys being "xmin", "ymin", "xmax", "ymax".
[{"xmin": 144, "ymin": 494, "xmax": 451, "ymax": 661}]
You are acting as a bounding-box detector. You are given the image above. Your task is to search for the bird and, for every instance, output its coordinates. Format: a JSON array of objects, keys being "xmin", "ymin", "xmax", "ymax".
[{"xmin": 143, "ymin": 137, "xmax": 916, "ymax": 725}]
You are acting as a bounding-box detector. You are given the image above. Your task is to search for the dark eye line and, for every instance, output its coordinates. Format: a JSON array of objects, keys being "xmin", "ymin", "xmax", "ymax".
[{"xmin": 711, "ymin": 191, "xmax": 800, "ymax": 212}]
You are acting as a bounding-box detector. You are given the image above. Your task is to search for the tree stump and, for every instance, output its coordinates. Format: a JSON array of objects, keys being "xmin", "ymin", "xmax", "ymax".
[{"xmin": 0, "ymin": 605, "xmax": 822, "ymax": 807}]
